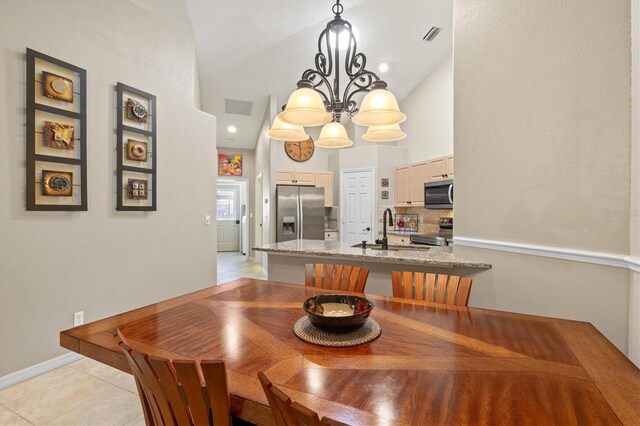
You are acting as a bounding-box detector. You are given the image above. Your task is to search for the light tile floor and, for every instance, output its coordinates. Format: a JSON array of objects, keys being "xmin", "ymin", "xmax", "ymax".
[{"xmin": 0, "ymin": 253, "xmax": 264, "ymax": 425}]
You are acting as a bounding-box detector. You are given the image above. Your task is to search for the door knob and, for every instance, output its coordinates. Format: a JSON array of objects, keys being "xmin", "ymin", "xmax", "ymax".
[
  {"xmin": 363, "ymin": 227, "xmax": 371, "ymax": 231},
  {"xmin": 235, "ymin": 219, "xmax": 240, "ymax": 224}
]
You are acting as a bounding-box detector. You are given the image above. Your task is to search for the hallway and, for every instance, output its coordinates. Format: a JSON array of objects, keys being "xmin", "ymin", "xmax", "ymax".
[{"xmin": 216, "ymin": 252, "xmax": 265, "ymax": 284}]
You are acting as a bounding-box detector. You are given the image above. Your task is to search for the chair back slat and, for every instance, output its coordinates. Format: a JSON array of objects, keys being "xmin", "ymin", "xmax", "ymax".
[
  {"xmin": 131, "ymin": 350, "xmax": 177, "ymax": 425},
  {"xmin": 292, "ymin": 402, "xmax": 321, "ymax": 424},
  {"xmin": 118, "ymin": 336, "xmax": 165, "ymax": 425},
  {"xmin": 305, "ymin": 263, "xmax": 370, "ymax": 293},
  {"xmin": 172, "ymin": 360, "xmax": 211, "ymax": 426},
  {"xmin": 148, "ymin": 357, "xmax": 191, "ymax": 425},
  {"xmin": 435, "ymin": 275, "xmax": 448, "ymax": 303},
  {"xmin": 457, "ymin": 277, "xmax": 473, "ymax": 306},
  {"xmin": 258, "ymin": 371, "xmax": 349, "ymax": 426},
  {"xmin": 201, "ymin": 361, "xmax": 231, "ymax": 426},
  {"xmin": 391, "ymin": 271, "xmax": 474, "ymax": 307},
  {"xmin": 116, "ymin": 330, "xmax": 231, "ymax": 426},
  {"xmin": 446, "ymin": 276, "xmax": 461, "ymax": 305},
  {"xmin": 402, "ymin": 271, "xmax": 413, "ymax": 299},
  {"xmin": 258, "ymin": 371, "xmax": 287, "ymax": 426}
]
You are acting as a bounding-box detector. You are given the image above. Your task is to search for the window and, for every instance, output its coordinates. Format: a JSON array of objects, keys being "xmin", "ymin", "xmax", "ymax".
[{"xmin": 217, "ymin": 189, "xmax": 236, "ymax": 219}]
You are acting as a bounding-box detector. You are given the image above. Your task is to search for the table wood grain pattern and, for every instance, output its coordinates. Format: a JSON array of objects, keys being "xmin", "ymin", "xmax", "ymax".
[{"xmin": 60, "ymin": 279, "xmax": 640, "ymax": 425}]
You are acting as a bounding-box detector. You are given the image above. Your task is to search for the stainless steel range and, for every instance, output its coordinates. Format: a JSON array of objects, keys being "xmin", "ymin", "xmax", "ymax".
[{"xmin": 410, "ymin": 217, "xmax": 453, "ymax": 246}]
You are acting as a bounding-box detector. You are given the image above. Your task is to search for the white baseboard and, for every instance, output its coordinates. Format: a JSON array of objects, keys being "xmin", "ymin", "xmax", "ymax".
[
  {"xmin": 454, "ymin": 236, "xmax": 640, "ymax": 271},
  {"xmin": 0, "ymin": 352, "xmax": 83, "ymax": 390}
]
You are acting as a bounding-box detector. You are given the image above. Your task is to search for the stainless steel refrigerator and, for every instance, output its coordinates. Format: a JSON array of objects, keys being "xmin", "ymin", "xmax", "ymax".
[{"xmin": 276, "ymin": 186, "xmax": 325, "ymax": 242}]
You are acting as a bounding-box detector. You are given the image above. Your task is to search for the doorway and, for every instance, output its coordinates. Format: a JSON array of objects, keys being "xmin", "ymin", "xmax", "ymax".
[
  {"xmin": 255, "ymin": 173, "xmax": 263, "ymax": 264},
  {"xmin": 216, "ymin": 179, "xmax": 249, "ymax": 253},
  {"xmin": 341, "ymin": 168, "xmax": 375, "ymax": 245}
]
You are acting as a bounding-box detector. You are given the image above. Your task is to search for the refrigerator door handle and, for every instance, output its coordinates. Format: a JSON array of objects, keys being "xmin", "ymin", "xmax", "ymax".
[{"xmin": 299, "ymin": 193, "xmax": 304, "ymax": 239}]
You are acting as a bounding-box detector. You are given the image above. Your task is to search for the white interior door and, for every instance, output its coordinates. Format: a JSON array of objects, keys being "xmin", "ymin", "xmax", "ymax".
[
  {"xmin": 341, "ymin": 169, "xmax": 374, "ymax": 245},
  {"xmin": 217, "ymin": 186, "xmax": 240, "ymax": 252}
]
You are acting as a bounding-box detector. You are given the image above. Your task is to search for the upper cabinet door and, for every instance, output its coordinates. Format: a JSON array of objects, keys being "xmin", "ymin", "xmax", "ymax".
[
  {"xmin": 395, "ymin": 166, "xmax": 410, "ymax": 206},
  {"xmin": 294, "ymin": 171, "xmax": 316, "ymax": 186},
  {"xmin": 315, "ymin": 172, "xmax": 333, "ymax": 207},
  {"xmin": 275, "ymin": 170, "xmax": 296, "ymax": 184},
  {"xmin": 427, "ymin": 157, "xmax": 447, "ymax": 181},
  {"xmin": 445, "ymin": 155, "xmax": 454, "ymax": 178},
  {"xmin": 409, "ymin": 162, "xmax": 429, "ymax": 204}
]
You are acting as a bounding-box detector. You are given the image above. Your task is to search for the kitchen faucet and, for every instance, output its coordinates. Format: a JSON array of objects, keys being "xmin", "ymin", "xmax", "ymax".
[{"xmin": 375, "ymin": 208, "xmax": 394, "ymax": 250}]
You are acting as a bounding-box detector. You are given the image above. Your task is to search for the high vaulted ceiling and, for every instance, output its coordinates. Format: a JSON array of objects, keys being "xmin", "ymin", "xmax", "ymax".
[{"xmin": 185, "ymin": 0, "xmax": 453, "ymax": 149}]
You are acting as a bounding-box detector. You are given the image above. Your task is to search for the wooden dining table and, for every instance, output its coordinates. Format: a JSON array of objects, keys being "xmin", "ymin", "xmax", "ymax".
[{"xmin": 60, "ymin": 278, "xmax": 640, "ymax": 425}]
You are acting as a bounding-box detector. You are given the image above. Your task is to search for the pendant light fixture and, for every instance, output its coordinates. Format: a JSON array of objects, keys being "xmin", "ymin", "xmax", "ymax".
[
  {"xmin": 270, "ymin": 0, "xmax": 406, "ymax": 147},
  {"xmin": 267, "ymin": 114, "xmax": 310, "ymax": 141},
  {"xmin": 362, "ymin": 123, "xmax": 407, "ymax": 142}
]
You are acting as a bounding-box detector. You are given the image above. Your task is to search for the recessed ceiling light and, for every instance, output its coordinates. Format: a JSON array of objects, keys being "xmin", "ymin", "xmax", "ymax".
[
  {"xmin": 227, "ymin": 125, "xmax": 237, "ymax": 133},
  {"xmin": 378, "ymin": 62, "xmax": 389, "ymax": 73}
]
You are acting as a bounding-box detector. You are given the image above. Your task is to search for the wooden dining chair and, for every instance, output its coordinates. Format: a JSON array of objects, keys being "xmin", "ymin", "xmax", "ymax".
[
  {"xmin": 258, "ymin": 371, "xmax": 348, "ymax": 426},
  {"xmin": 304, "ymin": 263, "xmax": 370, "ymax": 293},
  {"xmin": 391, "ymin": 271, "xmax": 473, "ymax": 307},
  {"xmin": 115, "ymin": 329, "xmax": 232, "ymax": 426}
]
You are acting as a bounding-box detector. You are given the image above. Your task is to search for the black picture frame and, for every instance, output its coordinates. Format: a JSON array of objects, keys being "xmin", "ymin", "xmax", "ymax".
[
  {"xmin": 116, "ymin": 83, "xmax": 157, "ymax": 211},
  {"xmin": 26, "ymin": 48, "xmax": 87, "ymax": 211}
]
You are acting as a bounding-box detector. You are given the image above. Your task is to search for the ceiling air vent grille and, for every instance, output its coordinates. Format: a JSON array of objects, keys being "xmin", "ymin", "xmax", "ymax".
[
  {"xmin": 423, "ymin": 27, "xmax": 441, "ymax": 42},
  {"xmin": 225, "ymin": 99, "xmax": 253, "ymax": 116}
]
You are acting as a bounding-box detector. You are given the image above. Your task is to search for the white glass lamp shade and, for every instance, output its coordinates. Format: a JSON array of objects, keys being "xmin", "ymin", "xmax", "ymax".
[
  {"xmin": 267, "ymin": 114, "xmax": 309, "ymax": 141},
  {"xmin": 315, "ymin": 122, "xmax": 353, "ymax": 148},
  {"xmin": 351, "ymin": 89, "xmax": 406, "ymax": 126},
  {"xmin": 279, "ymin": 88, "xmax": 332, "ymax": 127},
  {"xmin": 362, "ymin": 123, "xmax": 407, "ymax": 142}
]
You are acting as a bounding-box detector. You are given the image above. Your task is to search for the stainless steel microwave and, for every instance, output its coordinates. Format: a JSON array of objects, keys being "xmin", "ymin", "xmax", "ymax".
[{"xmin": 424, "ymin": 179, "xmax": 453, "ymax": 209}]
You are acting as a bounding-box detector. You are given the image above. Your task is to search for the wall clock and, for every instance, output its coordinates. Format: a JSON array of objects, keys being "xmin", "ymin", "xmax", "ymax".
[{"xmin": 284, "ymin": 138, "xmax": 315, "ymax": 162}]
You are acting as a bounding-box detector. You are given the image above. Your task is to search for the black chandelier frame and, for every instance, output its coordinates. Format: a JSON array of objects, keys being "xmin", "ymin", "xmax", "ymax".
[{"xmin": 296, "ymin": 0, "xmax": 388, "ymax": 122}]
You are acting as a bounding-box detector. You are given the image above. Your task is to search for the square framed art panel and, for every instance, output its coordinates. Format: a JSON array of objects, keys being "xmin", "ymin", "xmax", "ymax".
[
  {"xmin": 115, "ymin": 83, "xmax": 156, "ymax": 211},
  {"xmin": 26, "ymin": 48, "xmax": 87, "ymax": 210},
  {"xmin": 218, "ymin": 154, "xmax": 243, "ymax": 176}
]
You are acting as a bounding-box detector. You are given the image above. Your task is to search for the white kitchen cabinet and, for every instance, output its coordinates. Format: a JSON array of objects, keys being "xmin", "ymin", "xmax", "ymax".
[
  {"xmin": 427, "ymin": 155, "xmax": 454, "ymax": 182},
  {"xmin": 394, "ymin": 166, "xmax": 410, "ymax": 206},
  {"xmin": 395, "ymin": 162, "xmax": 429, "ymax": 206},
  {"xmin": 275, "ymin": 170, "xmax": 316, "ymax": 186},
  {"xmin": 409, "ymin": 161, "xmax": 429, "ymax": 204},
  {"xmin": 315, "ymin": 172, "xmax": 334, "ymax": 207}
]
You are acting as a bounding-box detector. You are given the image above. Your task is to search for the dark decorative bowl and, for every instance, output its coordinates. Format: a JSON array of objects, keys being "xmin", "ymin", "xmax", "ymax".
[{"xmin": 303, "ymin": 294, "xmax": 374, "ymax": 334}]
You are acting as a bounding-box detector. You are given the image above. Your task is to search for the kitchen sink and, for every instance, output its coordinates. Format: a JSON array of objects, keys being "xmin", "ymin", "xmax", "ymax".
[{"xmin": 351, "ymin": 243, "xmax": 431, "ymax": 251}]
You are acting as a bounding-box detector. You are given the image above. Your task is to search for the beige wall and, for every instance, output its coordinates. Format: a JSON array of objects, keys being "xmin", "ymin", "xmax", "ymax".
[
  {"xmin": 454, "ymin": 1, "xmax": 633, "ymax": 354},
  {"xmin": 629, "ymin": 0, "xmax": 640, "ymax": 366},
  {"xmin": 0, "ymin": 0, "xmax": 217, "ymax": 376},
  {"xmin": 455, "ymin": 0, "xmax": 631, "ymax": 254},
  {"xmin": 400, "ymin": 54, "xmax": 453, "ymax": 164}
]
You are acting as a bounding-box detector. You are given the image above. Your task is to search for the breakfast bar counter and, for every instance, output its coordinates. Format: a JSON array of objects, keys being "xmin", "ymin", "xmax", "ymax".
[{"xmin": 254, "ymin": 240, "xmax": 492, "ymax": 296}]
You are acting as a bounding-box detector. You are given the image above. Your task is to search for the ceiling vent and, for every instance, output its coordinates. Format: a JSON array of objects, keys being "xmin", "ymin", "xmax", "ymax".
[
  {"xmin": 225, "ymin": 99, "xmax": 253, "ymax": 116},
  {"xmin": 422, "ymin": 27, "xmax": 441, "ymax": 42}
]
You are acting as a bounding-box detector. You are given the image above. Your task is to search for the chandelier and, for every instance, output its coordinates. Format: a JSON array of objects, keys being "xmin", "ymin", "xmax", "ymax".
[{"xmin": 268, "ymin": 0, "xmax": 407, "ymax": 148}]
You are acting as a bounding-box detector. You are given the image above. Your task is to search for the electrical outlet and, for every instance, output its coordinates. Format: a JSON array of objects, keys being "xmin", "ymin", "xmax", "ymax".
[
  {"xmin": 73, "ymin": 311, "xmax": 84, "ymax": 326},
  {"xmin": 205, "ymin": 215, "xmax": 211, "ymax": 225}
]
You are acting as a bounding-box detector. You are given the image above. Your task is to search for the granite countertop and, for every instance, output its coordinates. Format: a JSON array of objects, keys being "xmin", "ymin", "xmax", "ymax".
[{"xmin": 253, "ymin": 240, "xmax": 492, "ymax": 269}]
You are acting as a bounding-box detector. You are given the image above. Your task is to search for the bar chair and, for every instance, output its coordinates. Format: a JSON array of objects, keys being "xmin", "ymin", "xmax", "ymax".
[
  {"xmin": 304, "ymin": 263, "xmax": 370, "ymax": 293},
  {"xmin": 391, "ymin": 271, "xmax": 473, "ymax": 307},
  {"xmin": 115, "ymin": 329, "xmax": 232, "ymax": 426},
  {"xmin": 258, "ymin": 371, "xmax": 348, "ymax": 426}
]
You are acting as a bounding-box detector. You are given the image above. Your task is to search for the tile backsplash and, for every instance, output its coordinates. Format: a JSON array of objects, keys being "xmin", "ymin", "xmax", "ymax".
[
  {"xmin": 325, "ymin": 206, "xmax": 339, "ymax": 230},
  {"xmin": 377, "ymin": 206, "xmax": 453, "ymax": 235}
]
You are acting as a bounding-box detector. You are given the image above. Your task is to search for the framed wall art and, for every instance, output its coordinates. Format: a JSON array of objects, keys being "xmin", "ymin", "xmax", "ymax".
[
  {"xmin": 218, "ymin": 154, "xmax": 243, "ymax": 176},
  {"xmin": 116, "ymin": 82, "xmax": 156, "ymax": 211},
  {"xmin": 26, "ymin": 48, "xmax": 87, "ymax": 211}
]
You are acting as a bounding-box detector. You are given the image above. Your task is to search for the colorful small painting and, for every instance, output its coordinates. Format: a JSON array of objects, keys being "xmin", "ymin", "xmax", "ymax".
[
  {"xmin": 127, "ymin": 179, "xmax": 148, "ymax": 200},
  {"xmin": 42, "ymin": 170, "xmax": 72, "ymax": 196},
  {"xmin": 381, "ymin": 190, "xmax": 389, "ymax": 200},
  {"xmin": 381, "ymin": 178, "xmax": 389, "ymax": 188},
  {"xmin": 218, "ymin": 154, "xmax": 243, "ymax": 176}
]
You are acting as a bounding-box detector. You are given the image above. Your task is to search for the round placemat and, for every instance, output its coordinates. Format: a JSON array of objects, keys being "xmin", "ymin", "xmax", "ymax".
[{"xmin": 293, "ymin": 316, "xmax": 382, "ymax": 347}]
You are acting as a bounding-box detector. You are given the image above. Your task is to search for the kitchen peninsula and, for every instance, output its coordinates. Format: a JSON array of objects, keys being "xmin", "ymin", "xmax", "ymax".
[{"xmin": 254, "ymin": 239, "xmax": 491, "ymax": 296}]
